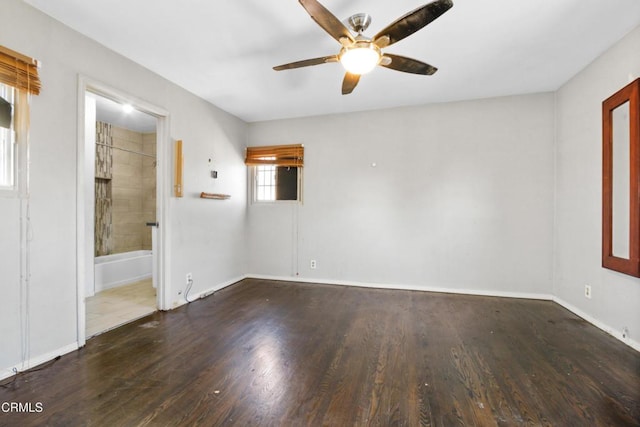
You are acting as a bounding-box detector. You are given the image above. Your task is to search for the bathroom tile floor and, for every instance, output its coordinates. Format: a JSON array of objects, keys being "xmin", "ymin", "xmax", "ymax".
[{"xmin": 86, "ymin": 278, "xmax": 156, "ymax": 338}]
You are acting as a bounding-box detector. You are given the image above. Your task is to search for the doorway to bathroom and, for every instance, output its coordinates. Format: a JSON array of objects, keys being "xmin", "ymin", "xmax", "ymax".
[
  {"xmin": 86, "ymin": 94, "xmax": 158, "ymax": 337},
  {"xmin": 76, "ymin": 77, "xmax": 170, "ymax": 346}
]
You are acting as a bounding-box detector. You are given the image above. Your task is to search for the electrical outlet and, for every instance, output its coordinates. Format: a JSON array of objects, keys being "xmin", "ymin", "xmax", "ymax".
[
  {"xmin": 622, "ymin": 327, "xmax": 629, "ymax": 339},
  {"xmin": 584, "ymin": 284, "xmax": 592, "ymax": 299},
  {"xmin": 310, "ymin": 259, "xmax": 317, "ymax": 269},
  {"xmin": 186, "ymin": 273, "xmax": 193, "ymax": 284}
]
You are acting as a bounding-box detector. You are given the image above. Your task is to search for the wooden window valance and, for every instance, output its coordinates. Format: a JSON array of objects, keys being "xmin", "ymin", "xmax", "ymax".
[
  {"xmin": 245, "ymin": 144, "xmax": 304, "ymax": 167},
  {"xmin": 0, "ymin": 45, "xmax": 41, "ymax": 95}
]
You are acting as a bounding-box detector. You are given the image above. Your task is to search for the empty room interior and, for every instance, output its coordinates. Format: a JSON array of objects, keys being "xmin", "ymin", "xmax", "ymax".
[{"xmin": 1, "ymin": 0, "xmax": 639, "ymax": 425}]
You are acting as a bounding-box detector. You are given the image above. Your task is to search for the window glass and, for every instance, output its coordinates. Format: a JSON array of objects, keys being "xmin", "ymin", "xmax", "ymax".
[
  {"xmin": 254, "ymin": 165, "xmax": 300, "ymax": 202},
  {"xmin": 256, "ymin": 164, "xmax": 276, "ymax": 201},
  {"xmin": 276, "ymin": 166, "xmax": 298, "ymax": 200},
  {"xmin": 0, "ymin": 83, "xmax": 15, "ymax": 189}
]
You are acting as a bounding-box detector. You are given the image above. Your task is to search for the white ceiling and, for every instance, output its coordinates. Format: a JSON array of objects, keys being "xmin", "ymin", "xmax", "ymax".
[
  {"xmin": 94, "ymin": 94, "xmax": 157, "ymax": 133},
  {"xmin": 25, "ymin": 0, "xmax": 640, "ymax": 123}
]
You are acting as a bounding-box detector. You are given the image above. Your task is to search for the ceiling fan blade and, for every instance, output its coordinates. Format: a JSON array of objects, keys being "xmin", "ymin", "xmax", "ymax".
[
  {"xmin": 342, "ymin": 72, "xmax": 360, "ymax": 95},
  {"xmin": 373, "ymin": 0, "xmax": 453, "ymax": 48},
  {"xmin": 299, "ymin": 0, "xmax": 355, "ymax": 45},
  {"xmin": 273, "ymin": 55, "xmax": 339, "ymax": 71},
  {"xmin": 379, "ymin": 54, "xmax": 437, "ymax": 75}
]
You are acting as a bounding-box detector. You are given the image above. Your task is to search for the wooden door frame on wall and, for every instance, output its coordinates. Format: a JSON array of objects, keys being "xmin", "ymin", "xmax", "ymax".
[{"xmin": 75, "ymin": 75, "xmax": 172, "ymax": 347}]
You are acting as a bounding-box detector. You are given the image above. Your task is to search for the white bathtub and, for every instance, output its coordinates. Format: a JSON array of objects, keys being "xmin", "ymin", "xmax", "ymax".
[{"xmin": 94, "ymin": 250, "xmax": 152, "ymax": 292}]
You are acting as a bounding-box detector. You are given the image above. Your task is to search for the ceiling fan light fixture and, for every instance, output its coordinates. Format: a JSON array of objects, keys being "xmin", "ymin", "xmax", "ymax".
[
  {"xmin": 274, "ymin": 0, "xmax": 454, "ymax": 94},
  {"xmin": 339, "ymin": 42, "xmax": 381, "ymax": 75}
]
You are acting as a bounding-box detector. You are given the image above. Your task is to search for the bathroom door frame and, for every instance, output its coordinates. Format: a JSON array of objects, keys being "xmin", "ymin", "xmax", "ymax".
[{"xmin": 76, "ymin": 76, "xmax": 172, "ymax": 347}]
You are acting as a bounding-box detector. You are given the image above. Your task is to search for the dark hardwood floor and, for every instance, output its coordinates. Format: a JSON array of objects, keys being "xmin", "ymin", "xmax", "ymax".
[{"xmin": 1, "ymin": 279, "xmax": 638, "ymax": 426}]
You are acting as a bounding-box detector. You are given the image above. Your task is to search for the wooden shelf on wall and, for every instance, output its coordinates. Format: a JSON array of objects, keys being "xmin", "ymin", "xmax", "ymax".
[{"xmin": 200, "ymin": 192, "xmax": 231, "ymax": 200}]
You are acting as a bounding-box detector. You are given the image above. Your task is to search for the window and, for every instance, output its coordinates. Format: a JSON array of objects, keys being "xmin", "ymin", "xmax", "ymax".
[
  {"xmin": 0, "ymin": 45, "xmax": 41, "ymax": 193},
  {"xmin": 0, "ymin": 83, "xmax": 16, "ymax": 189},
  {"xmin": 245, "ymin": 144, "xmax": 303, "ymax": 202},
  {"xmin": 254, "ymin": 164, "xmax": 300, "ymax": 201}
]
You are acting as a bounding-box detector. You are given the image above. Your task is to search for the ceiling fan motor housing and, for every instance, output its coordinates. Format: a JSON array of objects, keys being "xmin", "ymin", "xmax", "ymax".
[
  {"xmin": 347, "ymin": 13, "xmax": 372, "ymax": 34},
  {"xmin": 274, "ymin": 0, "xmax": 455, "ymax": 94}
]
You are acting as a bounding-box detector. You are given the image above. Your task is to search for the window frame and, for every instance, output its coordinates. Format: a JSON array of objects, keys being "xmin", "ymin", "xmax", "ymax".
[
  {"xmin": 0, "ymin": 82, "xmax": 17, "ymax": 195},
  {"xmin": 250, "ymin": 164, "xmax": 303, "ymax": 204},
  {"xmin": 245, "ymin": 144, "xmax": 304, "ymax": 204},
  {"xmin": 0, "ymin": 45, "xmax": 40, "ymax": 198}
]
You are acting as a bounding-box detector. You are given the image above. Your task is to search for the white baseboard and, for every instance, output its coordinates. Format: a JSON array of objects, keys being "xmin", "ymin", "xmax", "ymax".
[
  {"xmin": 4, "ymin": 277, "xmax": 634, "ymax": 384},
  {"xmin": 246, "ymin": 274, "xmax": 553, "ymax": 301},
  {"xmin": 95, "ymin": 273, "xmax": 152, "ymax": 293},
  {"xmin": 553, "ymin": 296, "xmax": 640, "ymax": 352},
  {"xmin": 247, "ymin": 274, "xmax": 638, "ymax": 352},
  {"xmin": 0, "ymin": 342, "xmax": 79, "ymax": 382},
  {"xmin": 173, "ymin": 274, "xmax": 246, "ymax": 308}
]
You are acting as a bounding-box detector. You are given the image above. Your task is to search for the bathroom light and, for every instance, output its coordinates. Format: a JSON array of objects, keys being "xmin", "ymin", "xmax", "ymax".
[
  {"xmin": 339, "ymin": 42, "xmax": 381, "ymax": 75},
  {"xmin": 122, "ymin": 104, "xmax": 134, "ymax": 114}
]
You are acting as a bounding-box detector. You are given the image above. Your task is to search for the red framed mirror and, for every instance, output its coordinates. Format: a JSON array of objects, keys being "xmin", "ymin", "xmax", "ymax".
[{"xmin": 602, "ymin": 78, "xmax": 640, "ymax": 276}]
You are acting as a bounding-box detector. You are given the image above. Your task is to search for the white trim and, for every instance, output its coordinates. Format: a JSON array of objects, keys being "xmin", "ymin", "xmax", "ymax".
[
  {"xmin": 2, "ymin": 275, "xmax": 635, "ymax": 383},
  {"xmin": 249, "ymin": 164, "xmax": 303, "ymax": 204},
  {"xmin": 247, "ymin": 274, "xmax": 639, "ymax": 352},
  {"xmin": 0, "ymin": 342, "xmax": 79, "ymax": 382},
  {"xmin": 175, "ymin": 275, "xmax": 246, "ymax": 308},
  {"xmin": 153, "ymin": 116, "xmax": 171, "ymax": 310},
  {"xmin": 0, "ymin": 83, "xmax": 17, "ymax": 194},
  {"xmin": 246, "ymin": 274, "xmax": 553, "ymax": 301},
  {"xmin": 553, "ymin": 296, "xmax": 640, "ymax": 352},
  {"xmin": 76, "ymin": 75, "xmax": 171, "ymax": 347},
  {"xmin": 94, "ymin": 274, "xmax": 152, "ymax": 293}
]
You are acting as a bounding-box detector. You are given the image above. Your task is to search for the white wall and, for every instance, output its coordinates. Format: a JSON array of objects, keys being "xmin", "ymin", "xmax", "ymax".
[
  {"xmin": 169, "ymin": 95, "xmax": 248, "ymax": 305},
  {"xmin": 554, "ymin": 25, "xmax": 640, "ymax": 346},
  {"xmin": 0, "ymin": 0, "xmax": 247, "ymax": 376},
  {"xmin": 2, "ymin": 0, "xmax": 637, "ymax": 380},
  {"xmin": 248, "ymin": 93, "xmax": 556, "ymax": 297}
]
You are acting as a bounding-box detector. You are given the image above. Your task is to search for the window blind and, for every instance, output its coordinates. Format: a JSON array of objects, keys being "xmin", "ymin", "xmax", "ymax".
[
  {"xmin": 0, "ymin": 45, "xmax": 41, "ymax": 95},
  {"xmin": 245, "ymin": 144, "xmax": 304, "ymax": 167}
]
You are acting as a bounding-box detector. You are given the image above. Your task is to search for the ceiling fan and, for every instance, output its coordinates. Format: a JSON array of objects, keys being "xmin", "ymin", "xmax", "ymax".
[{"xmin": 273, "ymin": 0, "xmax": 454, "ymax": 95}]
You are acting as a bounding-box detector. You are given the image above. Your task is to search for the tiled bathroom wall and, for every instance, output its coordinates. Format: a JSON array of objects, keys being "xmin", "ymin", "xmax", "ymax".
[
  {"xmin": 95, "ymin": 122, "xmax": 113, "ymax": 256},
  {"xmin": 95, "ymin": 121, "xmax": 156, "ymax": 256},
  {"xmin": 111, "ymin": 126, "xmax": 156, "ymax": 254}
]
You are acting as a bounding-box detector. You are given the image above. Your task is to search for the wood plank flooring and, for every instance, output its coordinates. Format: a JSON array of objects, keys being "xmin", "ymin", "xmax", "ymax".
[{"xmin": 1, "ymin": 279, "xmax": 638, "ymax": 426}]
